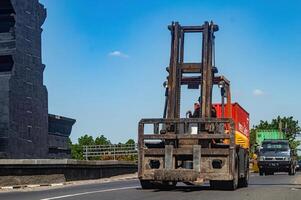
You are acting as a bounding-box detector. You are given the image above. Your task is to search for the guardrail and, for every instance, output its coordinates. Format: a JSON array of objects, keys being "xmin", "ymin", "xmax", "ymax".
[{"xmin": 83, "ymin": 144, "xmax": 138, "ymax": 160}]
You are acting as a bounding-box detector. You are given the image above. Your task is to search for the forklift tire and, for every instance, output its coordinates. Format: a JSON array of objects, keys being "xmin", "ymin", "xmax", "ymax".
[
  {"xmin": 210, "ymin": 154, "xmax": 238, "ymax": 190},
  {"xmin": 210, "ymin": 178, "xmax": 238, "ymax": 190},
  {"xmin": 140, "ymin": 180, "xmax": 176, "ymax": 190},
  {"xmin": 238, "ymin": 171, "xmax": 249, "ymax": 188},
  {"xmin": 210, "ymin": 180, "xmax": 224, "ymax": 190},
  {"xmin": 226, "ymin": 154, "xmax": 239, "ymax": 190},
  {"xmin": 140, "ymin": 180, "xmax": 156, "ymax": 189},
  {"xmin": 238, "ymin": 157, "xmax": 249, "ymax": 188},
  {"xmin": 158, "ymin": 181, "xmax": 177, "ymax": 190}
]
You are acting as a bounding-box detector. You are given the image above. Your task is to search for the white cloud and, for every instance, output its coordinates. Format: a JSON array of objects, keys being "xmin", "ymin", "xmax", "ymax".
[
  {"xmin": 108, "ymin": 51, "xmax": 129, "ymax": 58},
  {"xmin": 253, "ymin": 89, "xmax": 264, "ymax": 96}
]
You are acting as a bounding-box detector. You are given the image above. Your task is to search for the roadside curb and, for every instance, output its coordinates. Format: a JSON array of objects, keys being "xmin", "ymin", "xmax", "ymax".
[
  {"xmin": 0, "ymin": 174, "xmax": 138, "ymax": 190},
  {"xmin": 0, "ymin": 183, "xmax": 65, "ymax": 190},
  {"xmin": 102, "ymin": 176, "xmax": 137, "ymax": 182}
]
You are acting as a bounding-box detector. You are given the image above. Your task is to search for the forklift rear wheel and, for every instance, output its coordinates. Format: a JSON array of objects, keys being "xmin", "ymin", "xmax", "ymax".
[
  {"xmin": 140, "ymin": 180, "xmax": 177, "ymax": 190},
  {"xmin": 140, "ymin": 180, "xmax": 156, "ymax": 189},
  {"xmin": 210, "ymin": 154, "xmax": 238, "ymax": 190}
]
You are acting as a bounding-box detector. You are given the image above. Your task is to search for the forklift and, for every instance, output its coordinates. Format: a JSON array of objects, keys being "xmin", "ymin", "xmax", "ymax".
[{"xmin": 138, "ymin": 21, "xmax": 249, "ymax": 190}]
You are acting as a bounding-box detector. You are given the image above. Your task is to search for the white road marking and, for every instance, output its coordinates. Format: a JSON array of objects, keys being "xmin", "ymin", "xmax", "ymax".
[{"xmin": 40, "ymin": 186, "xmax": 138, "ymax": 200}]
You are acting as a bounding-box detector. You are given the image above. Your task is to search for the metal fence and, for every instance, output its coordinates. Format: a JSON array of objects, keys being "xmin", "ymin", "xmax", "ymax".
[{"xmin": 83, "ymin": 144, "xmax": 138, "ymax": 160}]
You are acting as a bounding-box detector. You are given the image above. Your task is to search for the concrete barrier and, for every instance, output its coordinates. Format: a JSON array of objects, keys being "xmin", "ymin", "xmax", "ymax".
[{"xmin": 0, "ymin": 159, "xmax": 137, "ymax": 186}]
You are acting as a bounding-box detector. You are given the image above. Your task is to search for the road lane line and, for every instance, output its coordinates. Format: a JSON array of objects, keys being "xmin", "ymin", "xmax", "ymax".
[{"xmin": 40, "ymin": 186, "xmax": 138, "ymax": 200}]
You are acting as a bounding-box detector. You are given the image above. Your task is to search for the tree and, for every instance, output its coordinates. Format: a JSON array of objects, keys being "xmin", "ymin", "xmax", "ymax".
[
  {"xmin": 67, "ymin": 137, "xmax": 83, "ymax": 160},
  {"xmin": 95, "ymin": 135, "xmax": 111, "ymax": 145},
  {"xmin": 125, "ymin": 139, "xmax": 135, "ymax": 145},
  {"xmin": 78, "ymin": 134, "xmax": 95, "ymax": 146},
  {"xmin": 68, "ymin": 134, "xmax": 95, "ymax": 160},
  {"xmin": 251, "ymin": 116, "xmax": 301, "ymax": 151},
  {"xmin": 270, "ymin": 116, "xmax": 300, "ymax": 142},
  {"xmin": 249, "ymin": 128, "xmax": 257, "ymax": 154},
  {"xmin": 71, "ymin": 144, "xmax": 83, "ymax": 160}
]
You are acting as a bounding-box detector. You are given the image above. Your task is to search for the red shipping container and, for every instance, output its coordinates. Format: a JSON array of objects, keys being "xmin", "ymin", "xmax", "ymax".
[{"xmin": 213, "ymin": 103, "xmax": 250, "ymax": 139}]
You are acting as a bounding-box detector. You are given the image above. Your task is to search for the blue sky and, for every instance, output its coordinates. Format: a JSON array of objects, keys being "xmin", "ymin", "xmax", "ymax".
[{"xmin": 40, "ymin": 0, "xmax": 301, "ymax": 144}]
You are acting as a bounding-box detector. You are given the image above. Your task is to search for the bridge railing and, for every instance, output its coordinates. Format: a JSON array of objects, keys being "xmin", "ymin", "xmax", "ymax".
[{"xmin": 83, "ymin": 144, "xmax": 138, "ymax": 160}]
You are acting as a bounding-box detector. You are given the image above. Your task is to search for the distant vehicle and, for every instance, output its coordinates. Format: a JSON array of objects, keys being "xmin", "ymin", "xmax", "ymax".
[{"xmin": 258, "ymin": 140, "xmax": 297, "ymax": 176}]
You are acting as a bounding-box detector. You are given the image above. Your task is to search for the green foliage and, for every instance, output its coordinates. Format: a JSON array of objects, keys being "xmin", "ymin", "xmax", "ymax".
[
  {"xmin": 68, "ymin": 137, "xmax": 83, "ymax": 160},
  {"xmin": 71, "ymin": 144, "xmax": 84, "ymax": 160},
  {"xmin": 69, "ymin": 134, "xmax": 95, "ymax": 160},
  {"xmin": 125, "ymin": 139, "xmax": 135, "ymax": 145},
  {"xmin": 95, "ymin": 135, "xmax": 111, "ymax": 145},
  {"xmin": 290, "ymin": 140, "xmax": 301, "ymax": 150},
  {"xmin": 78, "ymin": 134, "xmax": 95, "ymax": 146},
  {"xmin": 249, "ymin": 128, "xmax": 257, "ymax": 155},
  {"xmin": 69, "ymin": 134, "xmax": 136, "ymax": 161}
]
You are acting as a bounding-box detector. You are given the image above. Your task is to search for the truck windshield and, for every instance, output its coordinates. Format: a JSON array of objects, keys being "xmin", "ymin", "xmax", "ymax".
[{"xmin": 262, "ymin": 142, "xmax": 289, "ymax": 151}]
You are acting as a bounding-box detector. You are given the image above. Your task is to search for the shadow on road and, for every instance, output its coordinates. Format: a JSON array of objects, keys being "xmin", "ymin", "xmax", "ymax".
[
  {"xmin": 249, "ymin": 183, "xmax": 301, "ymax": 186},
  {"xmin": 136, "ymin": 186, "xmax": 210, "ymax": 193},
  {"xmin": 136, "ymin": 185, "xmax": 247, "ymax": 192}
]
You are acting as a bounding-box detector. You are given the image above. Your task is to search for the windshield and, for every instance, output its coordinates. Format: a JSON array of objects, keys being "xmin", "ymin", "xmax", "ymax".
[{"xmin": 261, "ymin": 142, "xmax": 289, "ymax": 151}]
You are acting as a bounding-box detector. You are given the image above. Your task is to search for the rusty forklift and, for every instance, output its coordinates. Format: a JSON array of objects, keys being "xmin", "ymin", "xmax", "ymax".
[{"xmin": 138, "ymin": 21, "xmax": 249, "ymax": 190}]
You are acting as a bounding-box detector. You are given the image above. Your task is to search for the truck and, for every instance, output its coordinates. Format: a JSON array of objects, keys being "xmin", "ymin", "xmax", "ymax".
[
  {"xmin": 258, "ymin": 139, "xmax": 297, "ymax": 176},
  {"xmin": 138, "ymin": 21, "xmax": 250, "ymax": 190}
]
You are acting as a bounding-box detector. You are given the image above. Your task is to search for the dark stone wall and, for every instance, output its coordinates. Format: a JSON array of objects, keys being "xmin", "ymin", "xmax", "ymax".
[
  {"xmin": 47, "ymin": 114, "xmax": 76, "ymax": 159},
  {"xmin": 48, "ymin": 134, "xmax": 71, "ymax": 159},
  {"xmin": 0, "ymin": 0, "xmax": 48, "ymax": 158},
  {"xmin": 0, "ymin": 160, "xmax": 138, "ymax": 186}
]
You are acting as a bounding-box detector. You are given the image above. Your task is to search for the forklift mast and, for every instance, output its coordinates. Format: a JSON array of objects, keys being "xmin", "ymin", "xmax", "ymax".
[{"xmin": 164, "ymin": 21, "xmax": 231, "ymax": 121}]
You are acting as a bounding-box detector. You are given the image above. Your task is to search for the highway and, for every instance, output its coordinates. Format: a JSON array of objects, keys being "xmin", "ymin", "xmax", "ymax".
[{"xmin": 1, "ymin": 173, "xmax": 301, "ymax": 200}]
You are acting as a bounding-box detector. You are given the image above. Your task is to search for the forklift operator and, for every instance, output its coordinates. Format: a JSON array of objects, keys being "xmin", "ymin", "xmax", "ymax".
[{"xmin": 186, "ymin": 99, "xmax": 217, "ymax": 118}]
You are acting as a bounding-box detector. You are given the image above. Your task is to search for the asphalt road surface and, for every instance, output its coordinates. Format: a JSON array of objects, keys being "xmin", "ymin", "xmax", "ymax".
[{"xmin": 1, "ymin": 173, "xmax": 301, "ymax": 200}]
